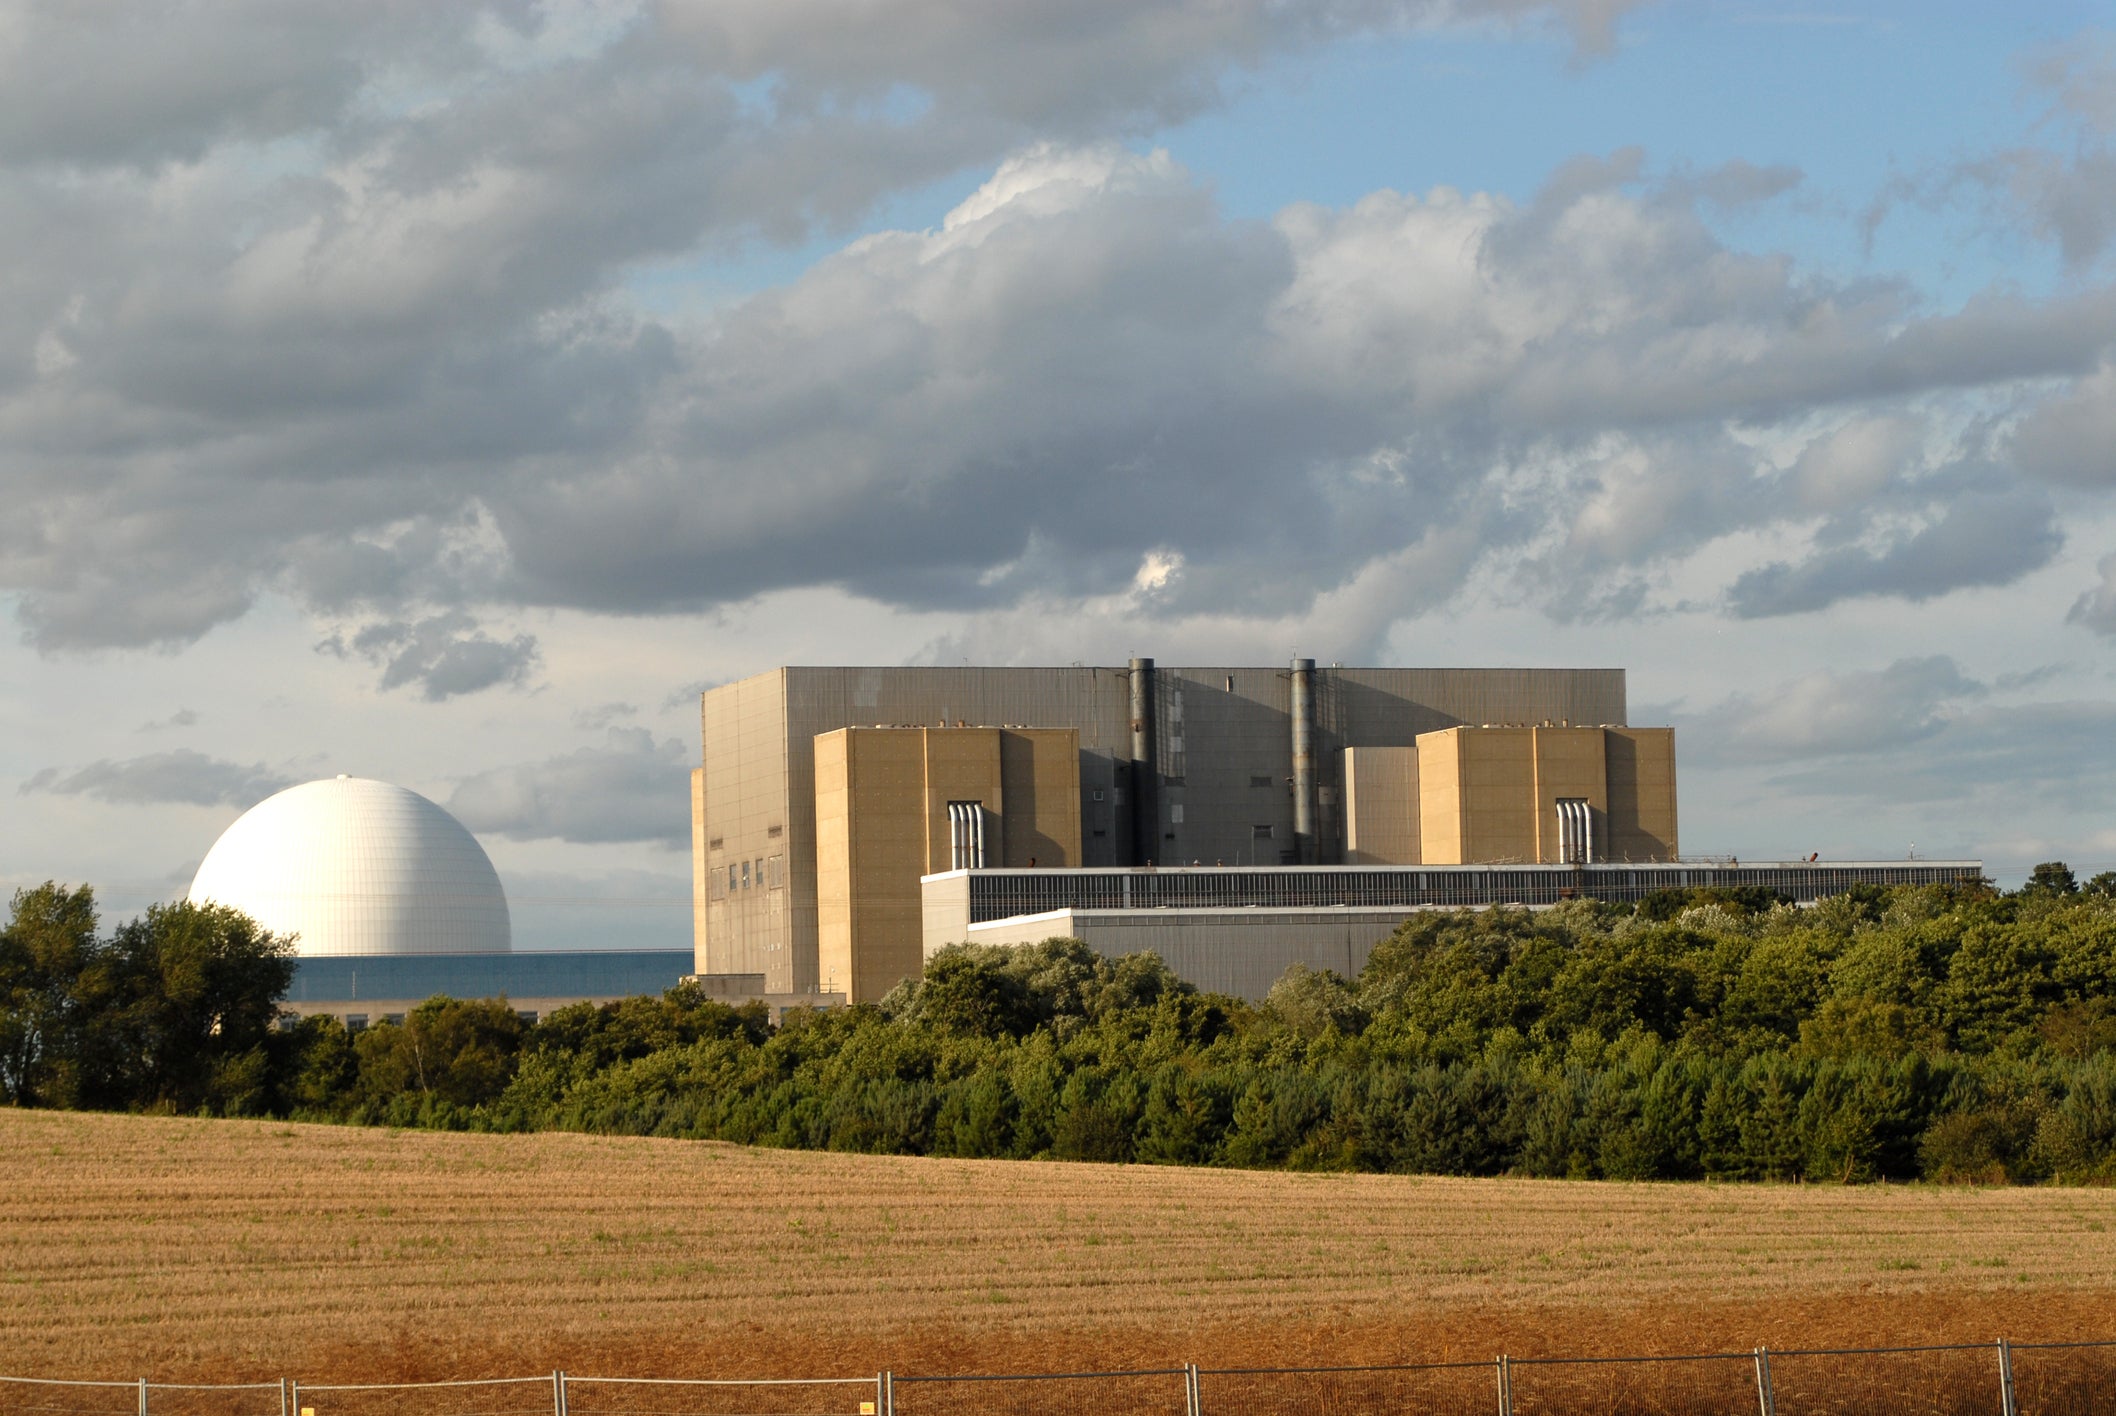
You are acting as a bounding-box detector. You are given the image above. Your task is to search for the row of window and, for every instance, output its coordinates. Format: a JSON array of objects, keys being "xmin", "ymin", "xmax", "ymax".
[{"xmin": 708, "ymin": 853, "xmax": 787, "ymax": 900}]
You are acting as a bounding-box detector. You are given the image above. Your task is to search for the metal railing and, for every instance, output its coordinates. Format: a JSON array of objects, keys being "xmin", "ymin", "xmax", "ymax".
[{"xmin": 9, "ymin": 1337, "xmax": 2114, "ymax": 1416}]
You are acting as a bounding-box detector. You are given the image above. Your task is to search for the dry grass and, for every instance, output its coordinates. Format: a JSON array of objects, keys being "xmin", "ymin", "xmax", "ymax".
[{"xmin": 4, "ymin": 1108, "xmax": 2115, "ymax": 1395}]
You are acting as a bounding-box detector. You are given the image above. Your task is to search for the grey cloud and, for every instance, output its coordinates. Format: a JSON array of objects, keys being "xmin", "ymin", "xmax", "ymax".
[
  {"xmin": 20, "ymin": 749, "xmax": 293, "ymax": 807},
  {"xmin": 492, "ymin": 148, "xmax": 2114, "ymax": 628},
  {"xmin": 1725, "ymin": 489, "xmax": 2062, "ymax": 618},
  {"xmin": 1787, "ymin": 415, "xmax": 1925, "ymax": 512},
  {"xmin": 1759, "ymin": 699, "xmax": 2116, "ymax": 814},
  {"xmin": 1903, "ymin": 36, "xmax": 2116, "ymax": 270},
  {"xmin": 0, "ymin": 2, "xmax": 1639, "ymax": 654},
  {"xmin": 662, "ymin": 1, "xmax": 1647, "ymax": 135},
  {"xmin": 1683, "ymin": 660, "xmax": 2116, "ymax": 826},
  {"xmin": 448, "ymin": 730, "xmax": 689, "ymax": 847},
  {"xmin": 660, "ymin": 678, "xmax": 730, "ymax": 711},
  {"xmin": 2027, "ymin": 32, "xmax": 2116, "ymax": 134},
  {"xmin": 1686, "ymin": 657, "xmax": 1983, "ymax": 763},
  {"xmin": 571, "ymin": 702, "xmax": 640, "ymax": 731},
  {"xmin": 320, "ymin": 613, "xmax": 540, "ymax": 701},
  {"xmin": 1, "ymin": 6, "xmax": 2113, "ymax": 657},
  {"xmin": 137, "ymin": 709, "xmax": 200, "ymax": 733},
  {"xmin": 1976, "ymin": 147, "xmax": 2116, "ymax": 270},
  {"xmin": 2067, "ymin": 554, "xmax": 2116, "ymax": 635},
  {"xmin": 0, "ymin": 4, "xmax": 416, "ymax": 170},
  {"xmin": 2011, "ymin": 361, "xmax": 2116, "ymax": 486},
  {"xmin": 1676, "ymin": 158, "xmax": 1802, "ymax": 210}
]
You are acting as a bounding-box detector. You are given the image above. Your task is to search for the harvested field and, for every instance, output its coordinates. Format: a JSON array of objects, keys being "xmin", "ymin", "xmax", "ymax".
[{"xmin": 4, "ymin": 1108, "xmax": 2115, "ymax": 1401}]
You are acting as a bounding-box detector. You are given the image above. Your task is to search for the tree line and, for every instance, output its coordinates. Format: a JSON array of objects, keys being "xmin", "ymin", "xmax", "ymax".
[{"xmin": 7, "ymin": 868, "xmax": 2116, "ymax": 1183}]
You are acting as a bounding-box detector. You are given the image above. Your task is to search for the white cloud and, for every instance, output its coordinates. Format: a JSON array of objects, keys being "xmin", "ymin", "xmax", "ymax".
[
  {"xmin": 448, "ymin": 729, "xmax": 689, "ymax": 847},
  {"xmin": 20, "ymin": 750, "xmax": 294, "ymax": 808},
  {"xmin": 1688, "ymin": 656, "xmax": 1983, "ymax": 761}
]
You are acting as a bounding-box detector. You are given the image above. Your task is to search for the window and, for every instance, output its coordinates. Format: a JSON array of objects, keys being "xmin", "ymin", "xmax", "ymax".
[
  {"xmin": 1091, "ymin": 789, "xmax": 1105, "ymax": 802},
  {"xmin": 767, "ymin": 854, "xmax": 785, "ymax": 889},
  {"xmin": 728, "ymin": 864, "xmax": 738, "ymax": 895},
  {"xmin": 755, "ymin": 857, "xmax": 764, "ymax": 888},
  {"xmin": 382, "ymin": 1013, "xmax": 406, "ymax": 1027},
  {"xmin": 947, "ymin": 801, "xmax": 987, "ymax": 870},
  {"xmin": 741, "ymin": 860, "xmax": 751, "ymax": 889},
  {"xmin": 516, "ymin": 1011, "xmax": 538, "ymax": 1025},
  {"xmin": 344, "ymin": 1014, "xmax": 368, "ymax": 1032},
  {"xmin": 1170, "ymin": 804, "xmax": 1185, "ymax": 824},
  {"xmin": 1252, "ymin": 824, "xmax": 1275, "ymax": 839},
  {"xmin": 766, "ymin": 824, "xmax": 784, "ymax": 838}
]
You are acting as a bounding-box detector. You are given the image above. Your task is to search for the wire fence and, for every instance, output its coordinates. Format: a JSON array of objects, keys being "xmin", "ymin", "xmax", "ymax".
[{"xmin": 10, "ymin": 1337, "xmax": 2116, "ymax": 1416}]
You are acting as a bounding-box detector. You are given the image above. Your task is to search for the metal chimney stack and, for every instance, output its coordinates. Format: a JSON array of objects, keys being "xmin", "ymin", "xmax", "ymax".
[
  {"xmin": 1128, "ymin": 657, "xmax": 1160, "ymax": 866},
  {"xmin": 1290, "ymin": 657, "xmax": 1317, "ymax": 865}
]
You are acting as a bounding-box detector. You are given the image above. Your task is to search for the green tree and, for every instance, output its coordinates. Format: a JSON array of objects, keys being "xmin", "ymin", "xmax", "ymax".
[
  {"xmin": 93, "ymin": 900, "xmax": 295, "ymax": 1113},
  {"xmin": 352, "ymin": 997, "xmax": 526, "ymax": 1117},
  {"xmin": 0, "ymin": 882, "xmax": 102, "ymax": 1106},
  {"xmin": 2025, "ymin": 862, "xmax": 2079, "ymax": 896}
]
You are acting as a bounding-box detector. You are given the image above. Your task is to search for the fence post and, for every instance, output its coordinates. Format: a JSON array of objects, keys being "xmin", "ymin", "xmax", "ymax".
[
  {"xmin": 279, "ymin": 1376, "xmax": 289, "ymax": 1416},
  {"xmin": 1998, "ymin": 1338, "xmax": 2018, "ymax": 1416},
  {"xmin": 1495, "ymin": 1354, "xmax": 1513, "ymax": 1416},
  {"xmin": 138, "ymin": 1377, "xmax": 148, "ymax": 1416},
  {"xmin": 1753, "ymin": 1347, "xmax": 1775, "ymax": 1416},
  {"xmin": 880, "ymin": 1368, "xmax": 893, "ymax": 1416},
  {"xmin": 552, "ymin": 1369, "xmax": 566, "ymax": 1416},
  {"xmin": 289, "ymin": 1378, "xmax": 300, "ymax": 1416},
  {"xmin": 1185, "ymin": 1361, "xmax": 1202, "ymax": 1416}
]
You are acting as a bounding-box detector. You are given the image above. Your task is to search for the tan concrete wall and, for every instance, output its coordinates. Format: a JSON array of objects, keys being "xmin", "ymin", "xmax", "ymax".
[
  {"xmin": 1417, "ymin": 724, "xmax": 1676, "ymax": 865},
  {"xmin": 918, "ymin": 727, "xmax": 1004, "ymax": 875},
  {"xmin": 1530, "ymin": 726, "xmax": 1608, "ymax": 863},
  {"xmin": 814, "ymin": 728, "xmax": 937, "ymax": 1003},
  {"xmin": 1343, "ymin": 746, "xmax": 1420, "ymax": 864},
  {"xmin": 1418, "ymin": 730, "xmax": 1466, "ymax": 864},
  {"xmin": 699, "ymin": 669, "xmax": 797, "ymax": 989},
  {"xmin": 817, "ymin": 727, "xmax": 1081, "ymax": 1003},
  {"xmin": 812, "ymin": 728, "xmax": 856, "ymax": 1002},
  {"xmin": 1458, "ymin": 727, "xmax": 1538, "ymax": 863},
  {"xmin": 1605, "ymin": 727, "xmax": 1679, "ymax": 861},
  {"xmin": 1000, "ymin": 729, "xmax": 1082, "ymax": 868},
  {"xmin": 690, "ymin": 767, "xmax": 708, "ymax": 975}
]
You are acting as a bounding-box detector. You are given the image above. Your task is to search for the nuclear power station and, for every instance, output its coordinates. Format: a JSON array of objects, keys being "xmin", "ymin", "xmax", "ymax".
[{"xmin": 691, "ymin": 661, "xmax": 1979, "ymax": 1003}]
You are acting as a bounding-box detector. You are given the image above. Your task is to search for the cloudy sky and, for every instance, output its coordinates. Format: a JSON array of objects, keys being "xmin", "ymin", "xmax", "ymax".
[{"xmin": 7, "ymin": 0, "xmax": 2116, "ymax": 947}]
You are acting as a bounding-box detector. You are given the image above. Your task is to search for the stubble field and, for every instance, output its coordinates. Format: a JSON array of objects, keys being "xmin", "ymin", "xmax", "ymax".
[{"xmin": 4, "ymin": 1108, "xmax": 2115, "ymax": 1402}]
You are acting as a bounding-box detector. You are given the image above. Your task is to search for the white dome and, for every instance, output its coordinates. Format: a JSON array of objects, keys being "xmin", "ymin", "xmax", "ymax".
[{"xmin": 188, "ymin": 776, "xmax": 510, "ymax": 956}]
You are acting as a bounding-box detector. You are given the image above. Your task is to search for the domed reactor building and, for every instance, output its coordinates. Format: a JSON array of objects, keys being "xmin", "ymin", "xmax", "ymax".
[
  {"xmin": 190, "ymin": 776, "xmax": 511, "ymax": 956},
  {"xmin": 193, "ymin": 777, "xmax": 696, "ymax": 1030}
]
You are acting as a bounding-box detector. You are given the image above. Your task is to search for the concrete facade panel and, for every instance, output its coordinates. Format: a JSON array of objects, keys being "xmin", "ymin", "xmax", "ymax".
[
  {"xmin": 1606, "ymin": 727, "xmax": 1679, "ymax": 862},
  {"xmin": 1343, "ymin": 746, "xmax": 1420, "ymax": 864}
]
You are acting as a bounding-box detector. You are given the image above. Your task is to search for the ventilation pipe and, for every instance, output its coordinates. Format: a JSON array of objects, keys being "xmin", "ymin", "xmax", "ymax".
[
  {"xmin": 1129, "ymin": 657, "xmax": 1160, "ymax": 866},
  {"xmin": 1291, "ymin": 657, "xmax": 1317, "ymax": 865}
]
